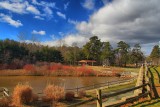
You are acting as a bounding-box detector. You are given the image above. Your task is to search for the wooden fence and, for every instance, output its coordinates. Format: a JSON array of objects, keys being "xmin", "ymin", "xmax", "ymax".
[
  {"xmin": 68, "ymin": 64, "xmax": 152, "ymax": 107},
  {"xmin": 66, "ymin": 77, "xmax": 136, "ymax": 93},
  {"xmin": 0, "ymin": 87, "xmax": 10, "ymax": 98}
]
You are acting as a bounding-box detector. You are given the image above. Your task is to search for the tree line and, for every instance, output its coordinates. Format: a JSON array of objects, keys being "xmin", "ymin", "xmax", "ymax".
[
  {"xmin": 149, "ymin": 45, "xmax": 160, "ymax": 65},
  {"xmin": 0, "ymin": 36, "xmax": 148, "ymax": 69}
]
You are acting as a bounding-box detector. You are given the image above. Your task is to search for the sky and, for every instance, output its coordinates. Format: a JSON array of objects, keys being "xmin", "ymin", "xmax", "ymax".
[{"xmin": 0, "ymin": 0, "xmax": 160, "ymax": 55}]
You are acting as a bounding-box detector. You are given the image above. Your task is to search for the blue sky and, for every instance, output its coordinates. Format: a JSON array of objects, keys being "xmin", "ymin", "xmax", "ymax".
[
  {"xmin": 0, "ymin": 0, "xmax": 160, "ymax": 55},
  {"xmin": 0, "ymin": 0, "xmax": 104, "ymax": 41}
]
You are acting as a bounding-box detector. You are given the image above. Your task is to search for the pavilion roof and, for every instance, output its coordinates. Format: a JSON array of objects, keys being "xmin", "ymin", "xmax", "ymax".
[{"xmin": 78, "ymin": 60, "xmax": 96, "ymax": 63}]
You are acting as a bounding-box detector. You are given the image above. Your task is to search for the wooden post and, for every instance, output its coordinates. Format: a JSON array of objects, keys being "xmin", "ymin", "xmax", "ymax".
[{"xmin": 96, "ymin": 89, "xmax": 102, "ymax": 107}]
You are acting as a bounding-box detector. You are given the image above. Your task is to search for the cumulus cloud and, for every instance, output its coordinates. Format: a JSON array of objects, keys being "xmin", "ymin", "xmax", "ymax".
[
  {"xmin": 32, "ymin": 30, "xmax": 46, "ymax": 35},
  {"xmin": 76, "ymin": 0, "xmax": 160, "ymax": 45},
  {"xmin": 0, "ymin": 1, "xmax": 27, "ymax": 14},
  {"xmin": 0, "ymin": 13, "xmax": 23, "ymax": 27},
  {"xmin": 42, "ymin": 34, "xmax": 88, "ymax": 47},
  {"xmin": 82, "ymin": 0, "xmax": 95, "ymax": 10},
  {"xmin": 56, "ymin": 11, "xmax": 66, "ymax": 19},
  {"xmin": 26, "ymin": 5, "xmax": 40, "ymax": 15},
  {"xmin": 0, "ymin": 0, "xmax": 54, "ymax": 20},
  {"xmin": 34, "ymin": 16, "xmax": 44, "ymax": 20}
]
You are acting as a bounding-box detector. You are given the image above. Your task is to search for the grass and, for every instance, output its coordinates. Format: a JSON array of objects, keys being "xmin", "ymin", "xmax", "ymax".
[
  {"xmin": 0, "ymin": 64, "xmax": 136, "ymax": 77},
  {"xmin": 86, "ymin": 79, "xmax": 136, "ymax": 97},
  {"xmin": 131, "ymin": 66, "xmax": 160, "ymax": 107},
  {"xmin": 11, "ymin": 83, "xmax": 34, "ymax": 106}
]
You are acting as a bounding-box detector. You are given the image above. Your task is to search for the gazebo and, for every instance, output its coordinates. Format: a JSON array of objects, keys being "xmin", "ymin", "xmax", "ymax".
[{"xmin": 78, "ymin": 60, "xmax": 96, "ymax": 66}]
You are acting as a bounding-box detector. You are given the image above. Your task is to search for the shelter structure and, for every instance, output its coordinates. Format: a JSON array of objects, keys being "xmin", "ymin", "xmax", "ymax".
[{"xmin": 78, "ymin": 60, "xmax": 96, "ymax": 66}]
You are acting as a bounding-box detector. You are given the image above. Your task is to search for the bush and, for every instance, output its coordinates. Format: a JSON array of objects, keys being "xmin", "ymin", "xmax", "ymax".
[
  {"xmin": 0, "ymin": 98, "xmax": 10, "ymax": 107},
  {"xmin": 50, "ymin": 63, "xmax": 62, "ymax": 71},
  {"xmin": 43, "ymin": 84, "xmax": 65, "ymax": 102},
  {"xmin": 23, "ymin": 64, "xmax": 36, "ymax": 73},
  {"xmin": 65, "ymin": 91, "xmax": 75, "ymax": 101},
  {"xmin": 78, "ymin": 90, "xmax": 86, "ymax": 98},
  {"xmin": 12, "ymin": 84, "xmax": 33, "ymax": 106},
  {"xmin": 77, "ymin": 66, "xmax": 95, "ymax": 76}
]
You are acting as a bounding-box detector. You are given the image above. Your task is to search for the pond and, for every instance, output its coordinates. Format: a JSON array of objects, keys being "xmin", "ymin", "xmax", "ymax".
[{"xmin": 0, "ymin": 76, "xmax": 122, "ymax": 93}]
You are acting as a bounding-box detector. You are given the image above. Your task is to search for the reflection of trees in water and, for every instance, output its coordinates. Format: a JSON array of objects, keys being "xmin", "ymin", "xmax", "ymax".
[{"xmin": 80, "ymin": 77, "xmax": 100, "ymax": 88}]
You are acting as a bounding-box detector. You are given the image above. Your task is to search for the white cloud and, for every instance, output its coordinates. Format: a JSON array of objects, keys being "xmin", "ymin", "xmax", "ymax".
[
  {"xmin": 0, "ymin": 13, "xmax": 23, "ymax": 27},
  {"xmin": 50, "ymin": 34, "xmax": 56, "ymax": 40},
  {"xmin": 82, "ymin": 0, "xmax": 95, "ymax": 10},
  {"xmin": 56, "ymin": 11, "xmax": 66, "ymax": 19},
  {"xmin": 0, "ymin": 1, "xmax": 41, "ymax": 16},
  {"xmin": 76, "ymin": 0, "xmax": 160, "ymax": 45},
  {"xmin": 0, "ymin": 1, "xmax": 27, "ymax": 14},
  {"xmin": 42, "ymin": 34, "xmax": 87, "ymax": 47},
  {"xmin": 43, "ymin": 7, "xmax": 53, "ymax": 15},
  {"xmin": 68, "ymin": 19, "xmax": 78, "ymax": 25},
  {"xmin": 64, "ymin": 2, "xmax": 69, "ymax": 10},
  {"xmin": 26, "ymin": 5, "xmax": 40, "ymax": 15},
  {"xmin": 32, "ymin": 30, "xmax": 46, "ymax": 35},
  {"xmin": 32, "ymin": 0, "xmax": 56, "ymax": 8},
  {"xmin": 34, "ymin": 16, "xmax": 44, "ymax": 20}
]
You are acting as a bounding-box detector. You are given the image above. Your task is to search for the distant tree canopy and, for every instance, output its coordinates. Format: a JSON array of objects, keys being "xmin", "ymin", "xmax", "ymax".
[
  {"xmin": 150, "ymin": 45, "xmax": 160, "ymax": 65},
  {"xmin": 130, "ymin": 44, "xmax": 144, "ymax": 67},
  {"xmin": 0, "ymin": 36, "xmax": 146, "ymax": 69},
  {"xmin": 0, "ymin": 39, "xmax": 63, "ymax": 66}
]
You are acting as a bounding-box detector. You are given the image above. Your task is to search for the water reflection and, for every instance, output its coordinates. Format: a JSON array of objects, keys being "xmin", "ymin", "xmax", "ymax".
[{"xmin": 0, "ymin": 76, "xmax": 121, "ymax": 93}]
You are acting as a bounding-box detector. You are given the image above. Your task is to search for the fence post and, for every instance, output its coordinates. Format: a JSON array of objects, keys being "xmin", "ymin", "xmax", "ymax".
[
  {"xmin": 76, "ymin": 86, "xmax": 78, "ymax": 96},
  {"xmin": 96, "ymin": 89, "xmax": 102, "ymax": 107}
]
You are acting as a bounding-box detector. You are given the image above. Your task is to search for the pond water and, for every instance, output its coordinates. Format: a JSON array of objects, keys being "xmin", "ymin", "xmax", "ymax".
[{"xmin": 0, "ymin": 76, "xmax": 122, "ymax": 93}]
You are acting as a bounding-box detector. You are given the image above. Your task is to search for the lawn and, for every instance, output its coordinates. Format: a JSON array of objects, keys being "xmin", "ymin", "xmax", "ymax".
[{"xmin": 131, "ymin": 66, "xmax": 160, "ymax": 107}]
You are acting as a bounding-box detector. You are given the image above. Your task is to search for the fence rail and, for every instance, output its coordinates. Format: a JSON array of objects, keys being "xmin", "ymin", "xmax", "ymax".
[
  {"xmin": 0, "ymin": 87, "xmax": 9, "ymax": 98},
  {"xmin": 66, "ymin": 77, "xmax": 136, "ymax": 92},
  {"xmin": 68, "ymin": 64, "xmax": 152, "ymax": 107}
]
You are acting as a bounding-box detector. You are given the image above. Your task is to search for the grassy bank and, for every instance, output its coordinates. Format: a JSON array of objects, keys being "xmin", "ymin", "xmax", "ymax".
[
  {"xmin": 0, "ymin": 65, "xmax": 137, "ymax": 77},
  {"xmin": 131, "ymin": 66, "xmax": 160, "ymax": 107}
]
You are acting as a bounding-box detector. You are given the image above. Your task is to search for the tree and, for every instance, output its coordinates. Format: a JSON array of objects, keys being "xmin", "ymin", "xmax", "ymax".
[
  {"xmin": 101, "ymin": 42, "xmax": 114, "ymax": 66},
  {"xmin": 130, "ymin": 44, "xmax": 144, "ymax": 67},
  {"xmin": 150, "ymin": 45, "xmax": 160, "ymax": 65},
  {"xmin": 83, "ymin": 36, "xmax": 102, "ymax": 64},
  {"xmin": 35, "ymin": 46, "xmax": 63, "ymax": 62},
  {"xmin": 117, "ymin": 41, "xmax": 130, "ymax": 67}
]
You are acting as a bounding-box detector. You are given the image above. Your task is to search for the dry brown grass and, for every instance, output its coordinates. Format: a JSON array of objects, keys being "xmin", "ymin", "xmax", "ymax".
[
  {"xmin": 43, "ymin": 84, "xmax": 65, "ymax": 102},
  {"xmin": 65, "ymin": 91, "xmax": 75, "ymax": 101},
  {"xmin": 0, "ymin": 69, "xmax": 25, "ymax": 76},
  {"xmin": 11, "ymin": 84, "xmax": 34, "ymax": 106},
  {"xmin": 0, "ymin": 97, "xmax": 10, "ymax": 107}
]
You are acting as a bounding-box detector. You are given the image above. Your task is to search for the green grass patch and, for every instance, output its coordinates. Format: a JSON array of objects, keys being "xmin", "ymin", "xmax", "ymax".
[
  {"xmin": 86, "ymin": 80, "xmax": 136, "ymax": 97},
  {"xmin": 131, "ymin": 98, "xmax": 160, "ymax": 107}
]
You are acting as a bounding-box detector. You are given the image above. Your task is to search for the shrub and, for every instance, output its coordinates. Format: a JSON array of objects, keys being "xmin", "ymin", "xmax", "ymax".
[
  {"xmin": 12, "ymin": 84, "xmax": 33, "ymax": 106},
  {"xmin": 77, "ymin": 66, "xmax": 95, "ymax": 76},
  {"xmin": 78, "ymin": 90, "xmax": 86, "ymax": 98},
  {"xmin": 0, "ymin": 98, "xmax": 10, "ymax": 107},
  {"xmin": 50, "ymin": 64, "xmax": 62, "ymax": 71},
  {"xmin": 65, "ymin": 91, "xmax": 75, "ymax": 101},
  {"xmin": 43, "ymin": 84, "xmax": 65, "ymax": 102},
  {"xmin": 23, "ymin": 64, "xmax": 36, "ymax": 73}
]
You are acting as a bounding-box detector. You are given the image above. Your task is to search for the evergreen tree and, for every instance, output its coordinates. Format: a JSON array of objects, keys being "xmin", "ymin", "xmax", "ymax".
[{"xmin": 150, "ymin": 45, "xmax": 160, "ymax": 65}]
